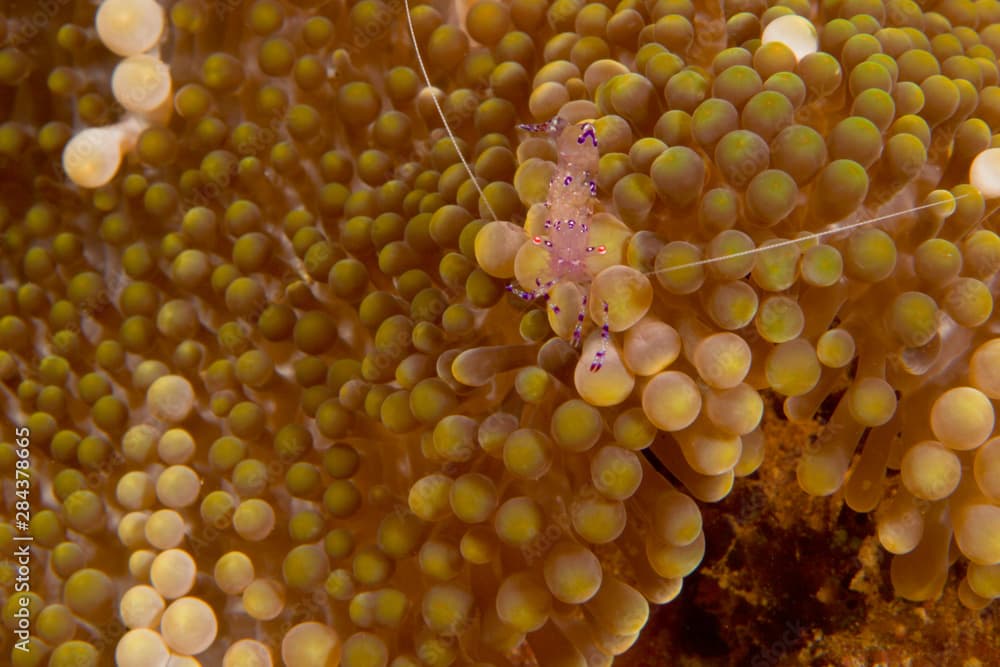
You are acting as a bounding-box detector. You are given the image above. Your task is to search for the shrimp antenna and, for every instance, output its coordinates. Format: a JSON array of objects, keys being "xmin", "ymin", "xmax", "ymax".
[
  {"xmin": 403, "ymin": 0, "xmax": 498, "ymax": 222},
  {"xmin": 645, "ymin": 194, "xmax": 969, "ymax": 277}
]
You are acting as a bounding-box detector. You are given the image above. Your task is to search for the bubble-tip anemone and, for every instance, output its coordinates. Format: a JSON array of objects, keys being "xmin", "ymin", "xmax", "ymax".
[{"xmin": 6, "ymin": 0, "xmax": 1000, "ymax": 662}]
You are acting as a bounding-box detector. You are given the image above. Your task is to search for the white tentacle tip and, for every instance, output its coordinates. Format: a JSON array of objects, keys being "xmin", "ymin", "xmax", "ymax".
[
  {"xmin": 112, "ymin": 54, "xmax": 173, "ymax": 118},
  {"xmin": 761, "ymin": 15, "xmax": 818, "ymax": 61},
  {"xmin": 62, "ymin": 116, "xmax": 146, "ymax": 189},
  {"xmin": 62, "ymin": 127, "xmax": 126, "ymax": 189},
  {"xmin": 96, "ymin": 0, "xmax": 166, "ymax": 57},
  {"xmin": 970, "ymin": 148, "xmax": 1000, "ymax": 199}
]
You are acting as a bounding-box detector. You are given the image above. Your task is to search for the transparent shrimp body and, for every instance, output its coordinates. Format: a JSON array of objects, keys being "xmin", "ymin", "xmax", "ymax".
[
  {"xmin": 510, "ymin": 117, "xmax": 610, "ymax": 371},
  {"xmin": 537, "ymin": 119, "xmax": 603, "ymax": 285}
]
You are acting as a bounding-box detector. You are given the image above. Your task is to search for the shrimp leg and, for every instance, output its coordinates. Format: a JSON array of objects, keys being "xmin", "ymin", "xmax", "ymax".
[
  {"xmin": 506, "ymin": 279, "xmax": 560, "ymax": 315},
  {"xmin": 590, "ymin": 300, "xmax": 611, "ymax": 373},
  {"xmin": 572, "ymin": 295, "xmax": 588, "ymax": 347}
]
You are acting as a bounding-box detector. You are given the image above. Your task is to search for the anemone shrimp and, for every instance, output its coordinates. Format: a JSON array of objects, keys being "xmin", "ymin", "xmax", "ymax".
[{"xmin": 507, "ymin": 117, "xmax": 614, "ymax": 372}]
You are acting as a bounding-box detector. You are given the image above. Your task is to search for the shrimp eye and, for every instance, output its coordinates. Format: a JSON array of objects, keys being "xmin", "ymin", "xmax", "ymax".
[
  {"xmin": 532, "ymin": 236, "xmax": 543, "ymax": 245},
  {"xmin": 596, "ymin": 245, "xmax": 607, "ymax": 254},
  {"xmin": 544, "ymin": 240, "xmax": 554, "ymax": 248}
]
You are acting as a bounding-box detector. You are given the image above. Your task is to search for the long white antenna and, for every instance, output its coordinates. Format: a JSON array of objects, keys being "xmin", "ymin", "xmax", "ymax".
[
  {"xmin": 403, "ymin": 0, "xmax": 499, "ymax": 222},
  {"xmin": 646, "ymin": 195, "xmax": 968, "ymax": 276}
]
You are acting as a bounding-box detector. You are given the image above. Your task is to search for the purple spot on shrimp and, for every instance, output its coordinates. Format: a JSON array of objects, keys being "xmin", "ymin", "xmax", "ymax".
[
  {"xmin": 564, "ymin": 175, "xmax": 572, "ymax": 186},
  {"xmin": 578, "ymin": 124, "xmax": 597, "ymax": 146},
  {"xmin": 590, "ymin": 352, "xmax": 605, "ymax": 373},
  {"xmin": 589, "ymin": 181, "xmax": 597, "ymax": 196}
]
